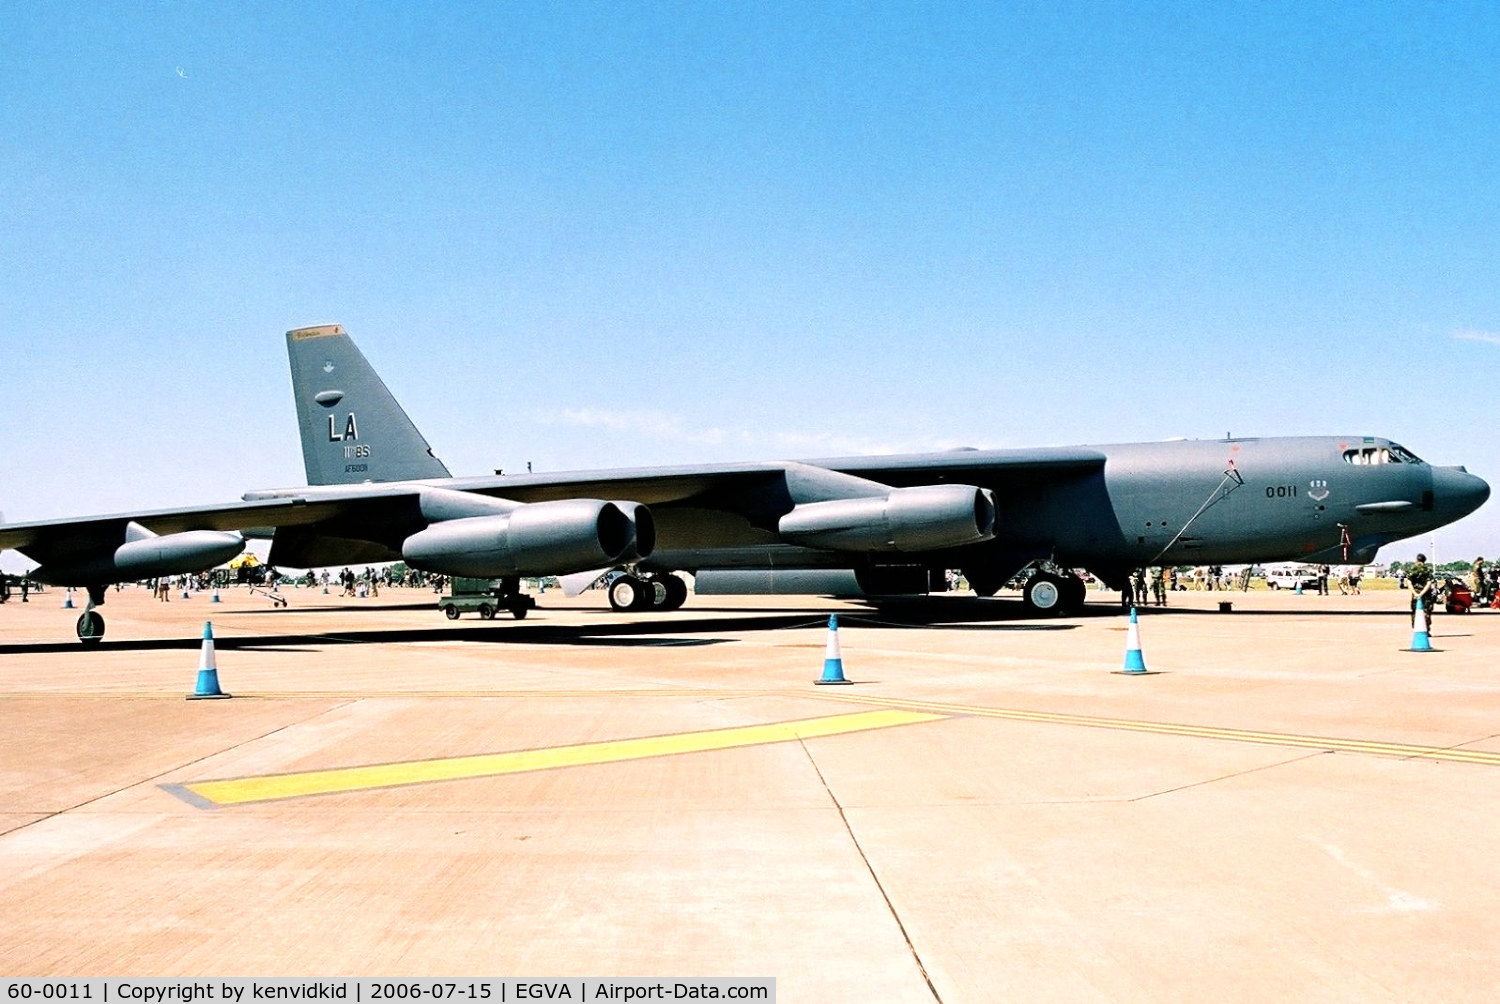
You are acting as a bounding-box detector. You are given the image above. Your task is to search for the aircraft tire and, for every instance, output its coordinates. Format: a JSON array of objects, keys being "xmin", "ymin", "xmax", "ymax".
[
  {"xmin": 1023, "ymin": 573, "xmax": 1066, "ymax": 616},
  {"xmin": 636, "ymin": 577, "xmax": 661, "ymax": 611},
  {"xmin": 608, "ymin": 575, "xmax": 647, "ymax": 612},
  {"xmin": 653, "ymin": 573, "xmax": 688, "ymax": 611},
  {"xmin": 76, "ymin": 610, "xmax": 105, "ymax": 645},
  {"xmin": 964, "ymin": 567, "xmax": 1002, "ymax": 597},
  {"xmin": 1061, "ymin": 574, "xmax": 1087, "ymax": 614}
]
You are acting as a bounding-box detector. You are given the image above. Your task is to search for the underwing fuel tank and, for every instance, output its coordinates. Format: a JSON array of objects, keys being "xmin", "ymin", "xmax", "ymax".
[
  {"xmin": 778, "ymin": 485, "xmax": 996, "ymax": 552},
  {"xmin": 33, "ymin": 525, "xmax": 246, "ymax": 586},
  {"xmin": 402, "ymin": 499, "xmax": 650, "ymax": 577}
]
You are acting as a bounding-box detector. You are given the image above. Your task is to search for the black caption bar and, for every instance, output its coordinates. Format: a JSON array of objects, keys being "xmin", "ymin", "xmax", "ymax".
[{"xmin": 0, "ymin": 980, "xmax": 774, "ymax": 1004}]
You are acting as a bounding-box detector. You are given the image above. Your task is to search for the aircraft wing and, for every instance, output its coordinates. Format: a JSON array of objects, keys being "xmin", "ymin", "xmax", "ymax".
[
  {"xmin": 3, "ymin": 448, "xmax": 1107, "ymax": 553},
  {"xmin": 0, "ymin": 447, "xmax": 1107, "ymax": 576},
  {"xmin": 0, "ymin": 498, "xmax": 343, "ymax": 561},
  {"xmin": 423, "ymin": 447, "xmax": 1109, "ymax": 505}
]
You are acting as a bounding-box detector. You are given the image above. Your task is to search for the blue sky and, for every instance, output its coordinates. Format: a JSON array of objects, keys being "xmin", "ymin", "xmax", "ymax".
[{"xmin": 2, "ymin": 2, "xmax": 1497, "ymax": 569}]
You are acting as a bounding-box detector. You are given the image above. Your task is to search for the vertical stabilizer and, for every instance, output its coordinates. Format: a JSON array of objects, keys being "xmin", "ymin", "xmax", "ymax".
[{"xmin": 286, "ymin": 325, "xmax": 452, "ymax": 485}]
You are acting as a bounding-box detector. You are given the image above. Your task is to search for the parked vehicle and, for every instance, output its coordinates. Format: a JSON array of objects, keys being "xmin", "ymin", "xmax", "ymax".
[
  {"xmin": 1263, "ymin": 565, "xmax": 1320, "ymax": 591},
  {"xmin": 437, "ymin": 577, "xmax": 535, "ymax": 620}
]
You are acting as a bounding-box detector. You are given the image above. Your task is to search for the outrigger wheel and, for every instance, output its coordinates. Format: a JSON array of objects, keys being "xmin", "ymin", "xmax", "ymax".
[
  {"xmin": 76, "ymin": 610, "xmax": 105, "ymax": 645},
  {"xmin": 76, "ymin": 585, "xmax": 109, "ymax": 645}
]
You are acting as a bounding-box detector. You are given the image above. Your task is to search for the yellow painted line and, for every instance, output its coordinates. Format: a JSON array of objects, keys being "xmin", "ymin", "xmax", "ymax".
[
  {"xmin": 180, "ymin": 708, "xmax": 946, "ymax": 806},
  {"xmin": 815, "ymin": 693, "xmax": 1500, "ymax": 767}
]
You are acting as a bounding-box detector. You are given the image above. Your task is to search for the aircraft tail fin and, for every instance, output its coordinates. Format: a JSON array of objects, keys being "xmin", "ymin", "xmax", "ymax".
[{"xmin": 286, "ymin": 325, "xmax": 452, "ymax": 485}]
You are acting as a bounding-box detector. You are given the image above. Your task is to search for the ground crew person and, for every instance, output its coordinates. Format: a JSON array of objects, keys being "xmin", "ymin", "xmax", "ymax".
[
  {"xmin": 1407, "ymin": 554, "xmax": 1437, "ymax": 627},
  {"xmin": 1471, "ymin": 557, "xmax": 1486, "ymax": 599},
  {"xmin": 1151, "ymin": 566, "xmax": 1167, "ymax": 606}
]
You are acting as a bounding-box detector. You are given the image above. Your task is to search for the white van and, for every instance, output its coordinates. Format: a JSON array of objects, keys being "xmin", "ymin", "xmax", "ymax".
[{"xmin": 1262, "ymin": 565, "xmax": 1321, "ymax": 591}]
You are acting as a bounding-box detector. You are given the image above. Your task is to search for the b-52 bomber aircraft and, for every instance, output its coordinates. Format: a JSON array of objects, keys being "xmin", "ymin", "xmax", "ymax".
[{"xmin": 0, "ymin": 324, "xmax": 1489, "ymax": 643}]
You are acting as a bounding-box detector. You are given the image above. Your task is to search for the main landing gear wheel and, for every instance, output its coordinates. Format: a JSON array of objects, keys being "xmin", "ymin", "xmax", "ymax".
[
  {"xmin": 1062, "ymin": 573, "xmax": 1087, "ymax": 613},
  {"xmin": 1024, "ymin": 571, "xmax": 1088, "ymax": 616},
  {"xmin": 650, "ymin": 573, "xmax": 688, "ymax": 611},
  {"xmin": 963, "ymin": 567, "xmax": 1002, "ymax": 598},
  {"xmin": 1023, "ymin": 572, "xmax": 1066, "ymax": 616},
  {"xmin": 76, "ymin": 610, "xmax": 105, "ymax": 645},
  {"xmin": 608, "ymin": 575, "xmax": 653, "ymax": 612}
]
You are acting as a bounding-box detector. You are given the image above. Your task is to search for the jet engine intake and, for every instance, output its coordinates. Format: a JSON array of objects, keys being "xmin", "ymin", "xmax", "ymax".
[
  {"xmin": 402, "ymin": 499, "xmax": 648, "ymax": 577},
  {"xmin": 778, "ymin": 484, "xmax": 996, "ymax": 552}
]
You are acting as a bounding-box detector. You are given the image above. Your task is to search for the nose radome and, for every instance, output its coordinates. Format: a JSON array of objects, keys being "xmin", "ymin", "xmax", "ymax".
[{"xmin": 1434, "ymin": 466, "xmax": 1490, "ymax": 518}]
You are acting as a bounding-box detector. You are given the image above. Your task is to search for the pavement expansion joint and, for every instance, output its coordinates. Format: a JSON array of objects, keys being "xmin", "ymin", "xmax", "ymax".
[{"xmin": 797, "ymin": 734, "xmax": 946, "ymax": 1003}]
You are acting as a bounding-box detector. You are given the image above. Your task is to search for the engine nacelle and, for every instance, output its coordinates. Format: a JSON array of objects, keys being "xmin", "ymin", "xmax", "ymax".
[
  {"xmin": 402, "ymin": 499, "xmax": 648, "ymax": 577},
  {"xmin": 33, "ymin": 526, "xmax": 246, "ymax": 586},
  {"xmin": 778, "ymin": 484, "xmax": 995, "ymax": 552}
]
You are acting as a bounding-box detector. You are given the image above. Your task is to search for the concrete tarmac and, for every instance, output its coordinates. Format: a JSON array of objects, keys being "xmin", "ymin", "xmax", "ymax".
[{"xmin": 2, "ymin": 583, "xmax": 1499, "ymax": 1001}]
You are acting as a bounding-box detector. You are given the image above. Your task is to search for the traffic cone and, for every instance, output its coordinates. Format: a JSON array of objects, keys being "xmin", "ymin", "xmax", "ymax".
[
  {"xmin": 211, "ymin": 588, "xmax": 221, "ymax": 603},
  {"xmin": 1120, "ymin": 607, "xmax": 1148, "ymax": 674},
  {"xmin": 816, "ymin": 614, "xmax": 852, "ymax": 685},
  {"xmin": 1406, "ymin": 599, "xmax": 1435, "ymax": 653},
  {"xmin": 62, "ymin": 588, "xmax": 74, "ymax": 609},
  {"xmin": 1295, "ymin": 581, "xmax": 1303, "ymax": 595},
  {"xmin": 187, "ymin": 622, "xmax": 231, "ymax": 699}
]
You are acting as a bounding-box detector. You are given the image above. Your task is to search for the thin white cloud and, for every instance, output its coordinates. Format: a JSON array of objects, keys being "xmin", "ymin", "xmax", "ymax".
[{"xmin": 1453, "ymin": 328, "xmax": 1500, "ymax": 346}]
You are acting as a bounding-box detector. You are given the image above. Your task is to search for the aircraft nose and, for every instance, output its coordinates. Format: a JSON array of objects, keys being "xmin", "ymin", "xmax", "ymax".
[{"xmin": 1433, "ymin": 466, "xmax": 1490, "ymax": 519}]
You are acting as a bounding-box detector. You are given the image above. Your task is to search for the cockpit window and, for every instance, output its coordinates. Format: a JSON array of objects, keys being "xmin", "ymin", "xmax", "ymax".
[
  {"xmin": 1342, "ymin": 443, "xmax": 1423, "ymax": 465},
  {"xmin": 1388, "ymin": 443, "xmax": 1423, "ymax": 464}
]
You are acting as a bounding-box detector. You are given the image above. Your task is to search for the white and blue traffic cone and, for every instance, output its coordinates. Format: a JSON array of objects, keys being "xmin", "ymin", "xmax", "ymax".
[
  {"xmin": 1295, "ymin": 581, "xmax": 1303, "ymax": 595},
  {"xmin": 187, "ymin": 622, "xmax": 231, "ymax": 700},
  {"xmin": 1407, "ymin": 599, "xmax": 1435, "ymax": 653},
  {"xmin": 62, "ymin": 588, "xmax": 75, "ymax": 609},
  {"xmin": 816, "ymin": 614, "xmax": 852, "ymax": 685},
  {"xmin": 211, "ymin": 588, "xmax": 221, "ymax": 603},
  {"xmin": 1120, "ymin": 607, "xmax": 1148, "ymax": 674}
]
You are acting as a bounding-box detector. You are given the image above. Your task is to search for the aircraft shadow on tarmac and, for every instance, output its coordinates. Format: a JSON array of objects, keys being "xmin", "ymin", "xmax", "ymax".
[{"xmin": 0, "ymin": 599, "xmax": 1085, "ymax": 654}]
